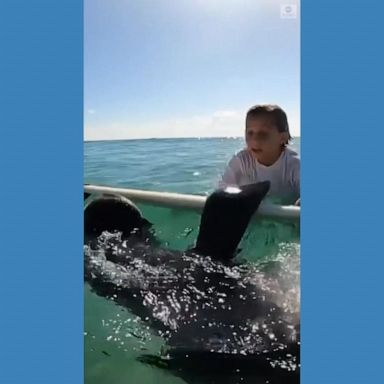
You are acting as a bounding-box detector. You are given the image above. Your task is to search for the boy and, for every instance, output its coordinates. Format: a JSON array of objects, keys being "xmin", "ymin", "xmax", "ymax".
[{"xmin": 219, "ymin": 104, "xmax": 300, "ymax": 205}]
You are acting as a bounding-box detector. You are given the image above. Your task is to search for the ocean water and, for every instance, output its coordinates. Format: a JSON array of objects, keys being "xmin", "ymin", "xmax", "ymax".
[
  {"xmin": 84, "ymin": 137, "xmax": 301, "ymax": 384},
  {"xmin": 84, "ymin": 137, "xmax": 300, "ymax": 195}
]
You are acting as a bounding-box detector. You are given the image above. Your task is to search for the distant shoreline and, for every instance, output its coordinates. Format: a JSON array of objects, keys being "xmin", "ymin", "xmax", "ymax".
[{"xmin": 84, "ymin": 136, "xmax": 300, "ymax": 144}]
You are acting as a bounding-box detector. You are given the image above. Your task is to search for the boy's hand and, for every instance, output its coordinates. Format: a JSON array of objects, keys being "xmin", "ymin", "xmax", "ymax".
[{"xmin": 294, "ymin": 198, "xmax": 300, "ymax": 206}]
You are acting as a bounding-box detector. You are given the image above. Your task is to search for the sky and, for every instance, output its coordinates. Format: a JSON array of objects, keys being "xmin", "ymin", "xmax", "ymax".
[{"xmin": 84, "ymin": 0, "xmax": 300, "ymax": 141}]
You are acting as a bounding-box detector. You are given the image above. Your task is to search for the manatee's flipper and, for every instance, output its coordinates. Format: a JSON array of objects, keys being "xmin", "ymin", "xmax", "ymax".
[{"xmin": 194, "ymin": 181, "xmax": 270, "ymax": 260}]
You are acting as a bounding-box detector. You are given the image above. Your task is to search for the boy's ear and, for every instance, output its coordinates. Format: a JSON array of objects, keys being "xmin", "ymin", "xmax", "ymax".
[{"xmin": 281, "ymin": 131, "xmax": 289, "ymax": 144}]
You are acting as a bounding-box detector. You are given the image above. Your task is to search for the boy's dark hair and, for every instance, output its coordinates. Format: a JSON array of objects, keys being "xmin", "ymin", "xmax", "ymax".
[{"xmin": 245, "ymin": 104, "xmax": 292, "ymax": 145}]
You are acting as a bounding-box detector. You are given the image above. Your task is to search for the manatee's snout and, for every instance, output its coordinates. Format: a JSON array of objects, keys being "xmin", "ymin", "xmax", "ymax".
[{"xmin": 84, "ymin": 194, "xmax": 150, "ymax": 240}]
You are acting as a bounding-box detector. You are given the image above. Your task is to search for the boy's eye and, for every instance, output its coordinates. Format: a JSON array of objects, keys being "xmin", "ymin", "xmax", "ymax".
[{"xmin": 247, "ymin": 131, "xmax": 270, "ymax": 140}]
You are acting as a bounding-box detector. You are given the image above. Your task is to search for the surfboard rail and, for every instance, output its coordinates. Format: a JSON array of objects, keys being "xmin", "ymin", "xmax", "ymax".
[{"xmin": 84, "ymin": 184, "xmax": 300, "ymax": 221}]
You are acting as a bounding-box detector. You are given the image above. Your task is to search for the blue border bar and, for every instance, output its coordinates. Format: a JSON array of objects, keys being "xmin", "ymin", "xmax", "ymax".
[
  {"xmin": 1, "ymin": 0, "xmax": 384, "ymax": 383},
  {"xmin": 302, "ymin": 1, "xmax": 384, "ymax": 383},
  {"xmin": 0, "ymin": 1, "xmax": 83, "ymax": 383}
]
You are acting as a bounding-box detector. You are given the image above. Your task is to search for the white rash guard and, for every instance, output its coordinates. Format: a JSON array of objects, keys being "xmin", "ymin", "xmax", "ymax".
[{"xmin": 219, "ymin": 147, "xmax": 300, "ymax": 204}]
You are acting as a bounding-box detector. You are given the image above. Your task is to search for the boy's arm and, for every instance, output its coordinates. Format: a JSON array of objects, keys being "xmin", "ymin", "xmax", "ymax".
[
  {"xmin": 292, "ymin": 157, "xmax": 300, "ymax": 205},
  {"xmin": 218, "ymin": 156, "xmax": 241, "ymax": 188}
]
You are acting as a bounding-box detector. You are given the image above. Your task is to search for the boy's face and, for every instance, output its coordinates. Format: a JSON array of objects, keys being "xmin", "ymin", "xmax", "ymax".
[{"xmin": 245, "ymin": 116, "xmax": 288, "ymax": 162}]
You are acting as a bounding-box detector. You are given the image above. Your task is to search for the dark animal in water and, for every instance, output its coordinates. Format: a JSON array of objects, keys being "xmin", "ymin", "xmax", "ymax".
[{"xmin": 84, "ymin": 182, "xmax": 300, "ymax": 384}]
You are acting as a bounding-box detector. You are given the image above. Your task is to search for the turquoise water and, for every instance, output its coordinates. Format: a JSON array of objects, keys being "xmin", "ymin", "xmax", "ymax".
[
  {"xmin": 85, "ymin": 137, "xmax": 300, "ymax": 194},
  {"xmin": 84, "ymin": 137, "xmax": 300, "ymax": 384}
]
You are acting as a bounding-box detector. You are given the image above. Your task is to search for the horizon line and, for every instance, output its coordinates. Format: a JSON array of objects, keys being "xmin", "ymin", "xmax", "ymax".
[{"xmin": 84, "ymin": 135, "xmax": 301, "ymax": 143}]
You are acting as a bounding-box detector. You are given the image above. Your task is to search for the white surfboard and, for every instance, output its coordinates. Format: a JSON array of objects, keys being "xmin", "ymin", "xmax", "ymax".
[{"xmin": 84, "ymin": 184, "xmax": 300, "ymax": 221}]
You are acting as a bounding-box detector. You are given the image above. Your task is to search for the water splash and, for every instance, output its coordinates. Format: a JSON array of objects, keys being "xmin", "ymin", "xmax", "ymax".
[{"xmin": 85, "ymin": 231, "xmax": 300, "ymax": 376}]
